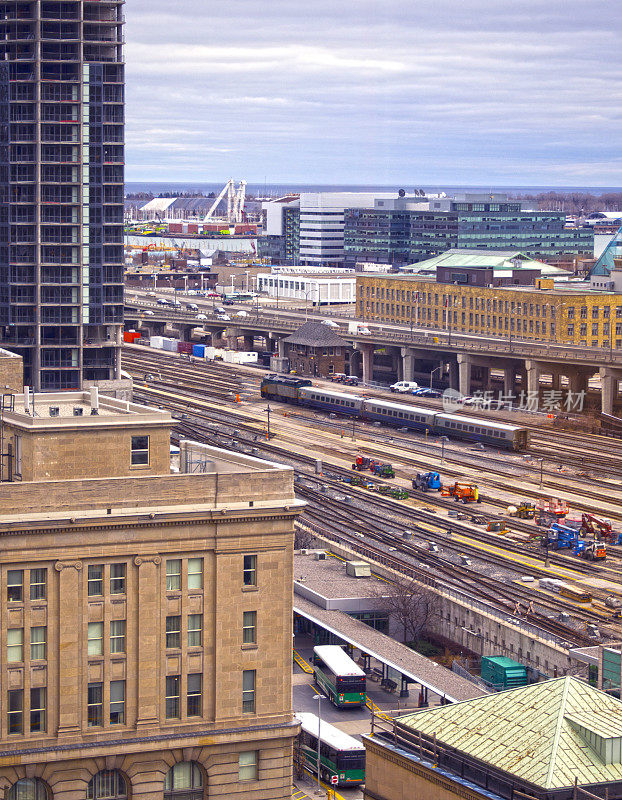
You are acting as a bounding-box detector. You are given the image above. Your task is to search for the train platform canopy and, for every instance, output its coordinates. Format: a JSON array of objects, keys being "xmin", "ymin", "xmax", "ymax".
[
  {"xmin": 294, "ymin": 594, "xmax": 486, "ymax": 703},
  {"xmin": 392, "ymin": 676, "xmax": 622, "ymax": 791}
]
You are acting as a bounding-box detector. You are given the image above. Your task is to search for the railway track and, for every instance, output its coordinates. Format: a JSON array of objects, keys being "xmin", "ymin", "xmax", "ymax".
[{"xmin": 167, "ymin": 409, "xmax": 620, "ymax": 647}]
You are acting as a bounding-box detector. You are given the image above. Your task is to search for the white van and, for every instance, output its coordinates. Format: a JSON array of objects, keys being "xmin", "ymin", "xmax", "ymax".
[{"xmin": 390, "ymin": 381, "xmax": 419, "ymax": 394}]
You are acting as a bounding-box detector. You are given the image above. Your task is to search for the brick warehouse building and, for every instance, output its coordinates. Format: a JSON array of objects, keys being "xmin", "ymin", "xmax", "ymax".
[
  {"xmin": 0, "ymin": 393, "xmax": 303, "ymax": 800},
  {"xmin": 357, "ymin": 272, "xmax": 622, "ymax": 350}
]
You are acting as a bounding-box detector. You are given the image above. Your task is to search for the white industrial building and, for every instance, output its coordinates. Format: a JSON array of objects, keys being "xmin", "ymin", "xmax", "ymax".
[{"xmin": 256, "ymin": 272, "xmax": 356, "ymax": 305}]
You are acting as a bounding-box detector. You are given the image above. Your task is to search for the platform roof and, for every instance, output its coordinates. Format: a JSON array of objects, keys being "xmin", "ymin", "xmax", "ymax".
[{"xmin": 294, "ymin": 595, "xmax": 486, "ymax": 703}]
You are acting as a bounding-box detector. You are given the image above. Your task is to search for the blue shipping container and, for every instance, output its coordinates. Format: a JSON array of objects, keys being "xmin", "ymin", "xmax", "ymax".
[{"xmin": 193, "ymin": 344, "xmax": 205, "ymax": 357}]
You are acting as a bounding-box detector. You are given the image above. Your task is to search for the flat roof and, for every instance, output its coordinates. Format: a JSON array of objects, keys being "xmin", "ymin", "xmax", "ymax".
[
  {"xmin": 294, "ymin": 594, "xmax": 487, "ymax": 703},
  {"xmin": 4, "ymin": 391, "xmax": 173, "ymax": 429},
  {"xmin": 294, "ymin": 552, "xmax": 389, "ymax": 603}
]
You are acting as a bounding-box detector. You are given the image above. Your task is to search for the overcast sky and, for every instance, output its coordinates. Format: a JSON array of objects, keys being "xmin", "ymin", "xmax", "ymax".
[{"xmin": 124, "ymin": 0, "xmax": 622, "ymax": 187}]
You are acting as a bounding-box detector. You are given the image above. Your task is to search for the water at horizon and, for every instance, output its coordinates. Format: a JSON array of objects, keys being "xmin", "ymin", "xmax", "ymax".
[{"xmin": 126, "ymin": 181, "xmax": 622, "ymax": 198}]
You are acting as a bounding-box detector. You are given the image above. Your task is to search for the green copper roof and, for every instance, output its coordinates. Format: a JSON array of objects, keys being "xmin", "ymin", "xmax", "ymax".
[
  {"xmin": 403, "ymin": 248, "xmax": 568, "ymax": 276},
  {"xmin": 396, "ymin": 676, "xmax": 622, "ymax": 790}
]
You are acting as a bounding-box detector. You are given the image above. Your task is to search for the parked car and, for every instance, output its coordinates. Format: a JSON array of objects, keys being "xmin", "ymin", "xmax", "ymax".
[
  {"xmin": 236, "ymin": 310, "xmax": 249, "ymax": 317},
  {"xmin": 143, "ymin": 310, "xmax": 154, "ymax": 316},
  {"xmin": 416, "ymin": 388, "xmax": 442, "ymax": 398},
  {"xmin": 216, "ymin": 313, "xmax": 231, "ymax": 321},
  {"xmin": 390, "ymin": 381, "xmax": 419, "ymax": 394},
  {"xmin": 330, "ymin": 373, "xmax": 347, "ymax": 382},
  {"xmin": 156, "ymin": 298, "xmax": 170, "ymax": 306},
  {"xmin": 343, "ymin": 375, "xmax": 359, "ymax": 385},
  {"xmin": 321, "ymin": 319, "xmax": 339, "ymax": 328},
  {"xmin": 196, "ymin": 313, "xmax": 207, "ymax": 321},
  {"xmin": 186, "ymin": 303, "xmax": 199, "ymax": 311}
]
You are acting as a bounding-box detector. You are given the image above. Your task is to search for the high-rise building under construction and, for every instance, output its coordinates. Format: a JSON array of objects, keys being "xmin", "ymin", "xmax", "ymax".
[{"xmin": 0, "ymin": 0, "xmax": 125, "ymax": 390}]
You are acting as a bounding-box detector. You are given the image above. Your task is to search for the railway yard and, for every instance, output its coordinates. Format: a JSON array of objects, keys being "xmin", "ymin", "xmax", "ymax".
[{"xmin": 122, "ymin": 344, "xmax": 622, "ymax": 663}]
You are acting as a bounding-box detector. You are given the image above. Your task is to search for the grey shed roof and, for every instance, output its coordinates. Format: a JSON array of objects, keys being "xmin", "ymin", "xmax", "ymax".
[{"xmin": 283, "ymin": 321, "xmax": 347, "ymax": 348}]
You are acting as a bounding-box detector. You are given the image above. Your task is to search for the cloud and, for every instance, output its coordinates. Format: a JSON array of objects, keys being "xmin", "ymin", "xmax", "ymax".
[{"xmin": 124, "ymin": 0, "xmax": 622, "ymax": 186}]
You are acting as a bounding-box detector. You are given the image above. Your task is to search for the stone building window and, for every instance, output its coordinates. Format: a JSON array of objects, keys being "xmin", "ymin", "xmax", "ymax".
[
  {"xmin": 30, "ymin": 687, "xmax": 45, "ymax": 732},
  {"xmin": 30, "ymin": 568, "xmax": 46, "ymax": 601},
  {"xmin": 110, "ymin": 563, "xmax": 126, "ymax": 594},
  {"xmin": 165, "ymin": 675, "xmax": 181, "ymax": 719},
  {"xmin": 7, "ymin": 569, "xmax": 23, "ymax": 602},
  {"xmin": 239, "ymin": 751, "xmax": 258, "ymax": 782},
  {"xmin": 188, "ymin": 558, "xmax": 203, "ymax": 590},
  {"xmin": 7, "ymin": 689, "xmax": 23, "ymax": 733},
  {"xmin": 187, "ymin": 614, "xmax": 202, "ymax": 647},
  {"xmin": 87, "ymin": 770, "xmax": 127, "ymax": 800},
  {"xmin": 110, "ymin": 620, "xmax": 126, "ymax": 654},
  {"xmin": 30, "ymin": 626, "xmax": 46, "ymax": 660},
  {"xmin": 243, "ymin": 611, "xmax": 257, "ymax": 645},
  {"xmin": 88, "ymin": 622, "xmax": 104, "ymax": 656},
  {"xmin": 88, "ymin": 565, "xmax": 103, "ymax": 597},
  {"xmin": 87, "ymin": 682, "xmax": 103, "ymax": 726},
  {"xmin": 6, "ymin": 779, "xmax": 48, "ymax": 800},
  {"xmin": 243, "ymin": 554, "xmax": 257, "ymax": 587},
  {"xmin": 110, "ymin": 681, "xmax": 125, "ymax": 725},
  {"xmin": 165, "ymin": 616, "xmax": 181, "ymax": 649},
  {"xmin": 7, "ymin": 628, "xmax": 24, "ymax": 662},
  {"xmin": 187, "ymin": 674, "xmax": 202, "ymax": 716},
  {"xmin": 166, "ymin": 559, "xmax": 181, "ymax": 591},
  {"xmin": 242, "ymin": 669, "xmax": 256, "ymax": 712},
  {"xmin": 130, "ymin": 435, "xmax": 149, "ymax": 466},
  {"xmin": 164, "ymin": 763, "xmax": 203, "ymax": 800}
]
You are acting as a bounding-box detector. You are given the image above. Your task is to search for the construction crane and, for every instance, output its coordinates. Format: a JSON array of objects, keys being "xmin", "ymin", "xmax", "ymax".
[{"xmin": 203, "ymin": 179, "xmax": 247, "ymax": 225}]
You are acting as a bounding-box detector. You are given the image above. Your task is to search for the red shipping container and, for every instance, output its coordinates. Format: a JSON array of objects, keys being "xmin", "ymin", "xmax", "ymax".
[
  {"xmin": 187, "ymin": 224, "xmax": 199, "ymax": 234},
  {"xmin": 168, "ymin": 223, "xmax": 183, "ymax": 234},
  {"xmin": 177, "ymin": 341, "xmax": 194, "ymax": 355}
]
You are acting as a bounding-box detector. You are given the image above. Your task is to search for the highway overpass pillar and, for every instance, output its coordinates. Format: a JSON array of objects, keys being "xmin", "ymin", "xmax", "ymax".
[
  {"xmin": 401, "ymin": 347, "xmax": 415, "ymax": 383},
  {"xmin": 354, "ymin": 343, "xmax": 374, "ymax": 384},
  {"xmin": 599, "ymin": 367, "xmax": 621, "ymax": 415},
  {"xmin": 503, "ymin": 366, "xmax": 514, "ymax": 397},
  {"xmin": 550, "ymin": 371, "xmax": 561, "ymax": 391},
  {"xmin": 525, "ymin": 360, "xmax": 542, "ymax": 399},
  {"xmin": 457, "ymin": 353, "xmax": 472, "ymax": 396},
  {"xmin": 568, "ymin": 369, "xmax": 589, "ymax": 398},
  {"xmin": 448, "ymin": 359, "xmax": 459, "ymax": 391},
  {"xmin": 243, "ymin": 334, "xmax": 255, "ymax": 351}
]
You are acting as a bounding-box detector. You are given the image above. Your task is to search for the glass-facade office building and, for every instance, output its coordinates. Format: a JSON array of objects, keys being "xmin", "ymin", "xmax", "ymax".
[
  {"xmin": 0, "ymin": 0, "xmax": 125, "ymax": 389},
  {"xmin": 344, "ymin": 202, "xmax": 594, "ymax": 269}
]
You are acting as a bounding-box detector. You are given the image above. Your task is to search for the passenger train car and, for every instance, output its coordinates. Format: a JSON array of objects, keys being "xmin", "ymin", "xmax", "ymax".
[{"xmin": 260, "ymin": 375, "xmax": 529, "ymax": 451}]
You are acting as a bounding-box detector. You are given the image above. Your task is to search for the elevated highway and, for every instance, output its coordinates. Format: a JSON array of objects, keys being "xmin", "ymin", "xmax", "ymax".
[{"xmin": 124, "ymin": 301, "xmax": 622, "ymax": 414}]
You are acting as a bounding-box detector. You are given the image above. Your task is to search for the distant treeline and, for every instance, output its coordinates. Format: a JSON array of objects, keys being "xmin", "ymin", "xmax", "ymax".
[{"xmin": 515, "ymin": 192, "xmax": 622, "ymax": 214}]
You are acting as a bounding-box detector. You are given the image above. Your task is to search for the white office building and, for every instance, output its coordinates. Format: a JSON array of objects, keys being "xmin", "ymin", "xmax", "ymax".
[
  {"xmin": 299, "ymin": 192, "xmax": 399, "ymax": 267},
  {"xmin": 256, "ymin": 273, "xmax": 356, "ymax": 305}
]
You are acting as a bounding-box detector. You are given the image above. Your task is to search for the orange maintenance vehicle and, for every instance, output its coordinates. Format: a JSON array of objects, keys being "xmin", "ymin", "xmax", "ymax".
[{"xmin": 441, "ymin": 483, "xmax": 480, "ymax": 504}]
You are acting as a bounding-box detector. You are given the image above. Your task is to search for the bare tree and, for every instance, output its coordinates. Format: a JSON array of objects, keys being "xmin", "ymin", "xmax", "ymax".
[
  {"xmin": 376, "ymin": 579, "xmax": 438, "ymax": 644},
  {"xmin": 294, "ymin": 526, "xmax": 316, "ymax": 551}
]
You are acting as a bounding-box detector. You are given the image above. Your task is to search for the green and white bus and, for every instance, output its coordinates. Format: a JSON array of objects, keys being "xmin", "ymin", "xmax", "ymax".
[
  {"xmin": 313, "ymin": 645, "xmax": 366, "ymax": 708},
  {"xmin": 296, "ymin": 712, "xmax": 366, "ymax": 787}
]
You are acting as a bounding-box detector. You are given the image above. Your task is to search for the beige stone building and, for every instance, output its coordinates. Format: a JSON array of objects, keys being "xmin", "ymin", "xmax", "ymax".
[{"xmin": 0, "ymin": 398, "xmax": 302, "ymax": 800}]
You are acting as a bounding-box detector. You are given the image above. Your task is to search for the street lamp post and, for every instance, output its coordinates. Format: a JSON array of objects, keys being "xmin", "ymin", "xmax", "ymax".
[
  {"xmin": 441, "ymin": 436, "xmax": 449, "ymax": 464},
  {"xmin": 312, "ymin": 693, "xmax": 326, "ymax": 789},
  {"xmin": 430, "ymin": 365, "xmax": 442, "ymax": 389},
  {"xmin": 265, "ymin": 404, "xmax": 271, "ymax": 439}
]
